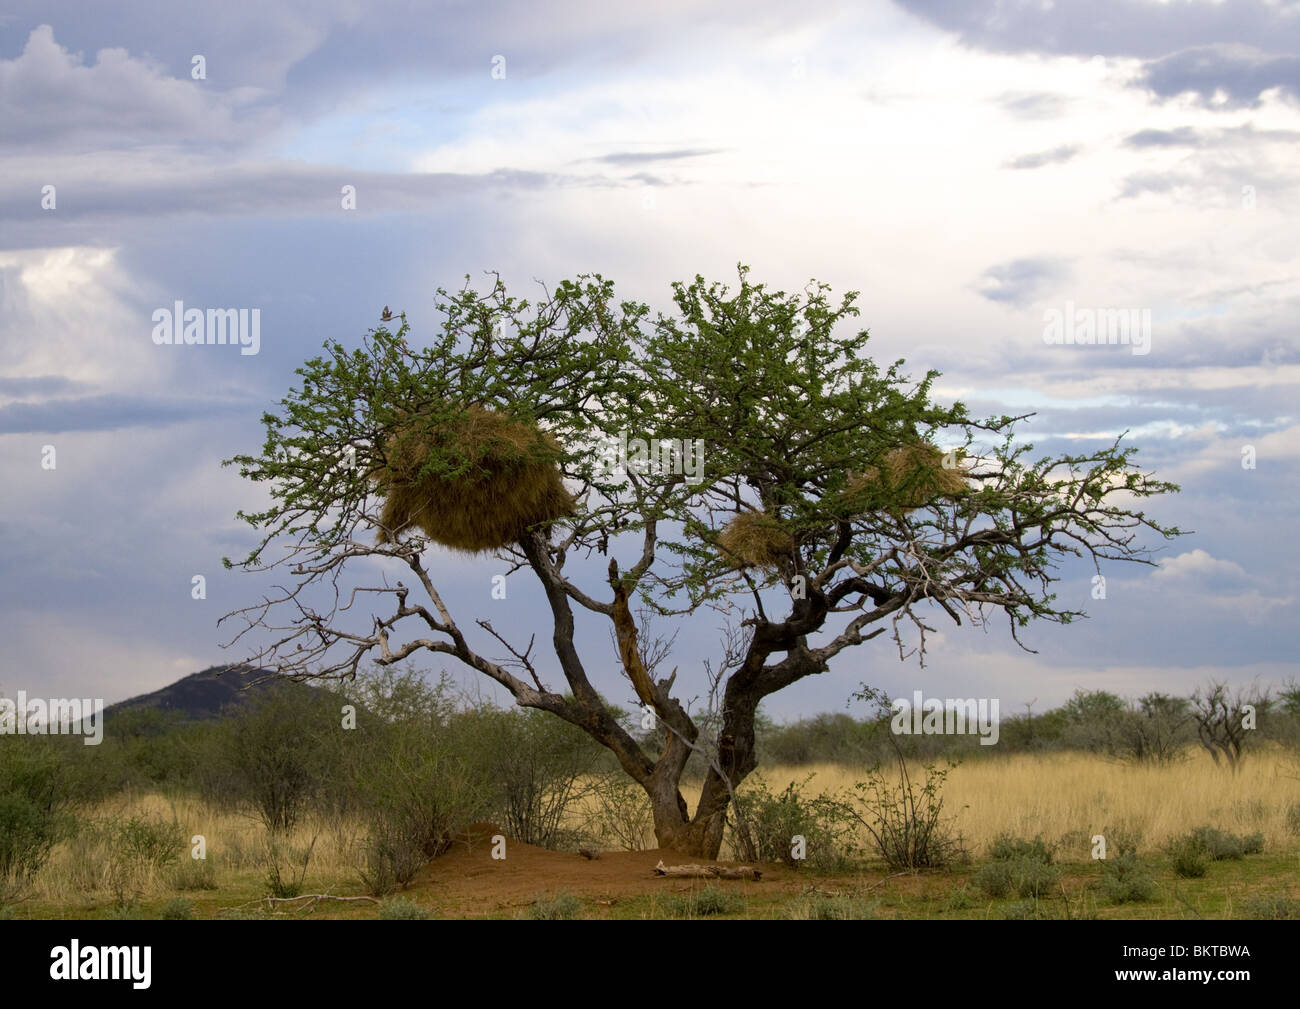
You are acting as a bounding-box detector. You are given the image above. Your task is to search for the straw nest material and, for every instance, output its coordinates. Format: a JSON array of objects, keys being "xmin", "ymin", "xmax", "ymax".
[
  {"xmin": 838, "ymin": 443, "xmax": 966, "ymax": 517},
  {"xmin": 716, "ymin": 510, "xmax": 796, "ymax": 571},
  {"xmin": 373, "ymin": 404, "xmax": 576, "ymax": 552}
]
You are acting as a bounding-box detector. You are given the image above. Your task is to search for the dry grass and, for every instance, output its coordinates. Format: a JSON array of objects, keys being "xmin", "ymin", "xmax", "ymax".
[
  {"xmin": 738, "ymin": 748, "xmax": 1300, "ymax": 855},
  {"xmin": 20, "ymin": 748, "xmax": 1299, "ymax": 909}
]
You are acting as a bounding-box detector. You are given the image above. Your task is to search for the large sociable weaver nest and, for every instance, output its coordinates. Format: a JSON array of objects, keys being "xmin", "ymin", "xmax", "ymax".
[{"xmin": 372, "ymin": 404, "xmax": 576, "ymax": 553}]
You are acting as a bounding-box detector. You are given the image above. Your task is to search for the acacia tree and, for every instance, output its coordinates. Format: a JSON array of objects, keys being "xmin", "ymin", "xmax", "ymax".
[{"xmin": 221, "ymin": 265, "xmax": 1183, "ymax": 858}]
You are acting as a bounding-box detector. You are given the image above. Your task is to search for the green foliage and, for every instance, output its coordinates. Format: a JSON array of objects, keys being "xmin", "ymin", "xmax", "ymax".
[
  {"xmin": 379, "ymin": 896, "xmax": 431, "ymax": 920},
  {"xmin": 469, "ymin": 705, "xmax": 605, "ymax": 850},
  {"xmin": 1240, "ymin": 894, "xmax": 1300, "ymax": 920},
  {"xmin": 838, "ymin": 688, "xmax": 966, "ymax": 870},
  {"xmin": 977, "ymin": 833, "xmax": 1060, "ymax": 899},
  {"xmin": 582, "ymin": 772, "xmax": 654, "ymax": 851},
  {"xmin": 0, "ymin": 737, "xmax": 83, "ymax": 891},
  {"xmin": 158, "ymin": 897, "xmax": 193, "ymax": 920},
  {"xmin": 1166, "ymin": 825, "xmax": 1263, "ymax": 867},
  {"xmin": 263, "ymin": 834, "xmax": 315, "ymax": 899},
  {"xmin": 1167, "ymin": 841, "xmax": 1210, "ymax": 878},
  {"xmin": 988, "ymin": 833, "xmax": 1055, "ymax": 864},
  {"xmin": 530, "ymin": 893, "xmax": 582, "ymax": 920},
  {"xmin": 731, "ymin": 774, "xmax": 858, "ymax": 870},
  {"xmin": 200, "ymin": 682, "xmax": 342, "ymax": 834},
  {"xmin": 665, "ymin": 886, "xmax": 745, "ymax": 918},
  {"xmin": 1099, "ymin": 852, "xmax": 1157, "ymax": 903}
]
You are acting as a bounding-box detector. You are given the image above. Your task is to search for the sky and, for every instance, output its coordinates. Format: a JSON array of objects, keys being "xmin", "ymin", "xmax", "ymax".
[{"xmin": 1, "ymin": 0, "xmax": 1297, "ymax": 724}]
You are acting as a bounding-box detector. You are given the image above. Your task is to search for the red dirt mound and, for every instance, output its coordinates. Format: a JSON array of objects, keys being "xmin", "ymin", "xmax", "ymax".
[{"xmin": 412, "ymin": 823, "xmax": 791, "ymax": 916}]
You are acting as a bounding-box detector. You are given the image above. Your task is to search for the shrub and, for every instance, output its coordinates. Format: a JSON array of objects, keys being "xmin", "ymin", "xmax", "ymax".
[
  {"xmin": 805, "ymin": 895, "xmax": 878, "ymax": 920},
  {"xmin": 988, "ymin": 833, "xmax": 1054, "ymax": 864},
  {"xmin": 973, "ymin": 860, "xmax": 1014, "ymax": 898},
  {"xmin": 159, "ymin": 897, "xmax": 193, "ymax": 920},
  {"xmin": 1166, "ymin": 825, "xmax": 1263, "ymax": 873},
  {"xmin": 1167, "ymin": 839, "xmax": 1210, "ymax": 878},
  {"xmin": 1099, "ymin": 852, "xmax": 1157, "ymax": 904},
  {"xmin": 1240, "ymin": 894, "xmax": 1300, "ymax": 920},
  {"xmin": 1285, "ymin": 802, "xmax": 1300, "ymax": 837},
  {"xmin": 379, "ymin": 896, "xmax": 431, "ymax": 920},
  {"xmin": 471, "ymin": 706, "xmax": 604, "ymax": 850},
  {"xmin": 582, "ymin": 772, "xmax": 654, "ymax": 851},
  {"xmin": 1011, "ymin": 857, "xmax": 1061, "ymax": 899},
  {"xmin": 1001, "ymin": 899, "xmax": 1047, "ymax": 920},
  {"xmin": 263, "ymin": 834, "xmax": 315, "ymax": 899},
  {"xmin": 665, "ymin": 886, "xmax": 745, "ymax": 918},
  {"xmin": 168, "ymin": 856, "xmax": 218, "ymax": 891},
  {"xmin": 731, "ymin": 775, "xmax": 857, "ymax": 870},
  {"xmin": 843, "ymin": 757, "xmax": 964, "ymax": 870},
  {"xmin": 530, "ymin": 893, "xmax": 582, "ymax": 920},
  {"xmin": 0, "ymin": 739, "xmax": 81, "ymax": 892}
]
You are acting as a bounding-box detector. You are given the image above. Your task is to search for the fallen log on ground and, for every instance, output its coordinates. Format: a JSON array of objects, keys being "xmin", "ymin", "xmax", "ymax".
[{"xmin": 652, "ymin": 860, "xmax": 761, "ymax": 881}]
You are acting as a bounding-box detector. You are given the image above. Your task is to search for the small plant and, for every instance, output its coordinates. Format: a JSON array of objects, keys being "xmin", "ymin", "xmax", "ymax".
[
  {"xmin": 169, "ymin": 856, "xmax": 218, "ymax": 891},
  {"xmin": 941, "ymin": 885, "xmax": 977, "ymax": 911},
  {"xmin": 263, "ymin": 833, "xmax": 316, "ymax": 899},
  {"xmin": 663, "ymin": 886, "xmax": 746, "ymax": 918},
  {"xmin": 806, "ymin": 895, "xmax": 877, "ymax": 920},
  {"xmin": 105, "ymin": 900, "xmax": 144, "ymax": 920},
  {"xmin": 1001, "ymin": 899, "xmax": 1047, "ymax": 920},
  {"xmin": 1165, "ymin": 825, "xmax": 1262, "ymax": 876},
  {"xmin": 731, "ymin": 775, "xmax": 858, "ymax": 870},
  {"xmin": 1166, "ymin": 838, "xmax": 1210, "ymax": 878},
  {"xmin": 1240, "ymin": 894, "xmax": 1300, "ymax": 920},
  {"xmin": 1011, "ymin": 857, "xmax": 1061, "ymax": 899},
  {"xmin": 379, "ymin": 896, "xmax": 431, "ymax": 920},
  {"xmin": 356, "ymin": 817, "xmax": 425, "ymax": 896},
  {"xmin": 1099, "ymin": 851, "xmax": 1157, "ymax": 904},
  {"xmin": 0, "ymin": 904, "xmax": 15, "ymax": 920},
  {"xmin": 973, "ymin": 860, "xmax": 1013, "ymax": 898},
  {"xmin": 159, "ymin": 897, "xmax": 193, "ymax": 920},
  {"xmin": 988, "ymin": 833, "xmax": 1055, "ymax": 864},
  {"xmin": 1285, "ymin": 802, "xmax": 1300, "ymax": 837},
  {"xmin": 530, "ymin": 892, "xmax": 582, "ymax": 920}
]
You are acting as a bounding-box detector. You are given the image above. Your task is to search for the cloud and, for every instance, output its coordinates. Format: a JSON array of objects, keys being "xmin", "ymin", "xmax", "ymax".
[
  {"xmin": 1136, "ymin": 44, "xmax": 1300, "ymax": 108},
  {"xmin": 1152, "ymin": 548, "xmax": 1249, "ymax": 583},
  {"xmin": 974, "ymin": 257, "xmax": 1071, "ymax": 307},
  {"xmin": 995, "ymin": 90, "xmax": 1072, "ymax": 120},
  {"xmin": 0, "ymin": 25, "xmax": 275, "ymax": 151},
  {"xmin": 0, "ymin": 393, "xmax": 253, "ymax": 434},
  {"xmin": 586, "ymin": 148, "xmax": 725, "ymax": 165},
  {"xmin": 1004, "ymin": 144, "xmax": 1080, "ymax": 169}
]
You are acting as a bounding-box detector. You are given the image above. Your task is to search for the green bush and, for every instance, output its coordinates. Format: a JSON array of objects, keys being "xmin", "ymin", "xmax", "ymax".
[
  {"xmin": 1167, "ymin": 839, "xmax": 1209, "ymax": 878},
  {"xmin": 988, "ymin": 833, "xmax": 1055, "ymax": 864},
  {"xmin": 1240, "ymin": 894, "xmax": 1299, "ymax": 920},
  {"xmin": 1099, "ymin": 852, "xmax": 1157, "ymax": 904},
  {"xmin": 530, "ymin": 893, "xmax": 582, "ymax": 920},
  {"xmin": 976, "ymin": 835, "xmax": 1059, "ymax": 899},
  {"xmin": 805, "ymin": 895, "xmax": 878, "ymax": 920},
  {"xmin": 379, "ymin": 896, "xmax": 431, "ymax": 920},
  {"xmin": 973, "ymin": 860, "xmax": 1014, "ymax": 898},
  {"xmin": 159, "ymin": 897, "xmax": 193, "ymax": 920},
  {"xmin": 0, "ymin": 739, "xmax": 81, "ymax": 892},
  {"xmin": 732, "ymin": 775, "xmax": 857, "ymax": 870},
  {"xmin": 665, "ymin": 886, "xmax": 745, "ymax": 917},
  {"xmin": 1165, "ymin": 825, "xmax": 1263, "ymax": 875}
]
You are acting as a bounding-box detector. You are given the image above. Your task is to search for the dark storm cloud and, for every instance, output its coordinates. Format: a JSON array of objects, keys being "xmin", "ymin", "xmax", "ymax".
[
  {"xmin": 893, "ymin": 0, "xmax": 1298, "ymax": 61},
  {"xmin": 897, "ymin": 1, "xmax": 1300, "ymax": 107},
  {"xmin": 1003, "ymin": 144, "xmax": 1079, "ymax": 169},
  {"xmin": 0, "ymin": 393, "xmax": 253, "ymax": 434},
  {"xmin": 1136, "ymin": 44, "xmax": 1300, "ymax": 107},
  {"xmin": 975, "ymin": 257, "xmax": 1070, "ymax": 307},
  {"xmin": 0, "ymin": 375, "xmax": 86, "ymax": 397}
]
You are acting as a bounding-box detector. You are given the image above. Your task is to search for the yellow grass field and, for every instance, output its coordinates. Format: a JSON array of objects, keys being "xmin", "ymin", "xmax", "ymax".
[{"xmin": 21, "ymin": 746, "xmax": 1300, "ymax": 912}]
